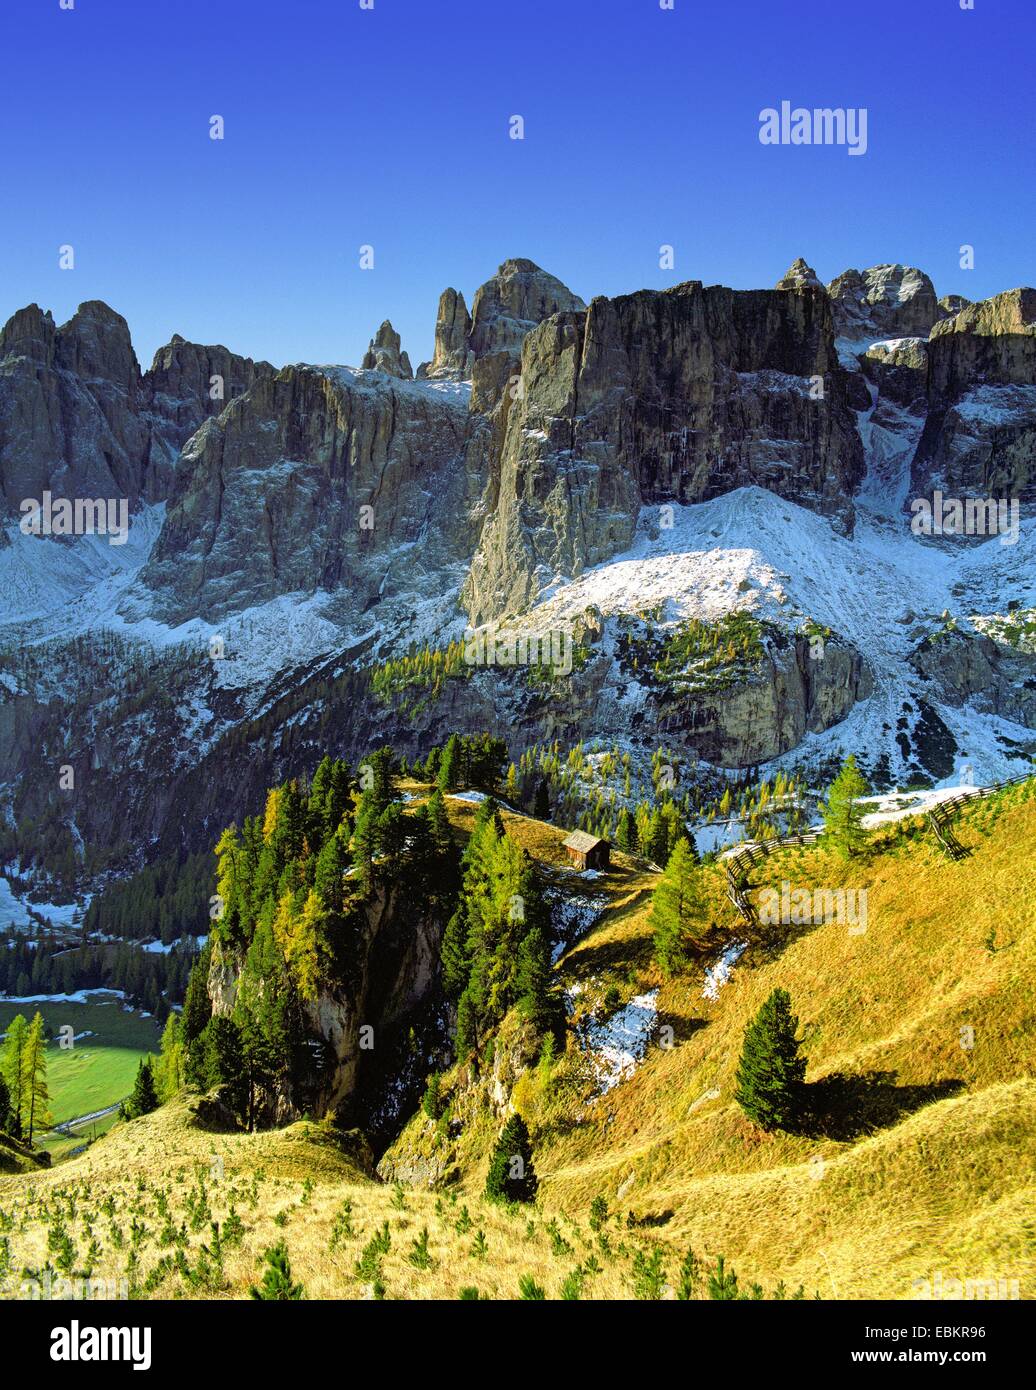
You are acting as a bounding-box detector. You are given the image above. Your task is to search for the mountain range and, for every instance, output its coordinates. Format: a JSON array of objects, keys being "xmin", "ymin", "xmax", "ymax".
[{"xmin": 1, "ymin": 255, "xmax": 1035, "ymax": 912}]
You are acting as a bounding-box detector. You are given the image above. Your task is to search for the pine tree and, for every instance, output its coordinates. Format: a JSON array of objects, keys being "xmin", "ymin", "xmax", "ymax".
[
  {"xmin": 350, "ymin": 798, "xmax": 380, "ymax": 894},
  {"xmin": 127, "ymin": 1057, "xmax": 160, "ymax": 1117},
  {"xmin": 204, "ymin": 1015, "xmax": 248, "ymax": 1121},
  {"xmin": 455, "ymin": 986, "xmax": 479, "ymax": 1059},
  {"xmin": 437, "ymin": 734, "xmax": 463, "ymax": 792},
  {"xmin": 615, "ymin": 806, "xmax": 637, "ymax": 853},
  {"xmin": 821, "ymin": 754, "xmax": 869, "ymax": 858},
  {"xmin": 484, "ymin": 1113, "xmax": 538, "ymax": 1203},
  {"xmin": 422, "ymin": 1072, "xmax": 444, "ymax": 1120},
  {"xmin": 0, "ymin": 1013, "xmax": 28, "ymax": 1138},
  {"xmin": 155, "ymin": 1014, "xmax": 184, "ymax": 1100},
  {"xmin": 22, "ymin": 1012, "xmax": 50, "ymax": 1144},
  {"xmin": 182, "ymin": 946, "xmax": 214, "ymax": 1089},
  {"xmin": 441, "ymin": 906, "xmax": 473, "ymax": 1000},
  {"xmin": 733, "ymin": 988, "xmax": 807, "ymax": 1131},
  {"xmin": 0, "ymin": 1072, "xmax": 13, "ymax": 1135},
  {"xmin": 650, "ymin": 839, "xmax": 705, "ymax": 976},
  {"xmin": 532, "ymin": 779, "xmax": 550, "ymax": 820},
  {"xmin": 514, "ymin": 924, "xmax": 560, "ymax": 1035},
  {"xmin": 249, "ymin": 1241, "xmax": 305, "ymax": 1299}
]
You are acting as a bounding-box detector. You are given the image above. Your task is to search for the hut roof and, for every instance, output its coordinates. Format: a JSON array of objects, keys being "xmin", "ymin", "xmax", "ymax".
[{"xmin": 562, "ymin": 831, "xmax": 606, "ymax": 853}]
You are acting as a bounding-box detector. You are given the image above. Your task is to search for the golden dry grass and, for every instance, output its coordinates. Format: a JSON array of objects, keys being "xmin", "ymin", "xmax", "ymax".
[{"xmin": 3, "ymin": 781, "xmax": 1034, "ymax": 1299}]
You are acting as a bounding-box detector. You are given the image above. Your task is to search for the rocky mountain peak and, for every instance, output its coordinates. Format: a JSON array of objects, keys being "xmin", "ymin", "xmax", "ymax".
[
  {"xmin": 54, "ymin": 300, "xmax": 141, "ymax": 394},
  {"xmin": 468, "ymin": 258, "xmax": 586, "ymax": 358},
  {"xmin": 0, "ymin": 303, "xmax": 58, "ymax": 363},
  {"xmin": 0, "ymin": 297, "xmax": 274, "ymax": 516},
  {"xmin": 776, "ymin": 257, "xmax": 823, "ymax": 291},
  {"xmin": 361, "ymin": 319, "xmax": 413, "ymax": 379},
  {"xmin": 826, "ymin": 263, "xmax": 943, "ymax": 341}
]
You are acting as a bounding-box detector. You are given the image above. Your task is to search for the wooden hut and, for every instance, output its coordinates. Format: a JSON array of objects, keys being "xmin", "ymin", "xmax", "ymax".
[{"xmin": 562, "ymin": 830, "xmax": 610, "ymax": 872}]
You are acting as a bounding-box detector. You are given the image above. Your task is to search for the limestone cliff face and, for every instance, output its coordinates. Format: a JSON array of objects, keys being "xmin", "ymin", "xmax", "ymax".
[
  {"xmin": 417, "ymin": 259, "xmax": 585, "ymax": 397},
  {"xmin": 776, "ymin": 257, "xmax": 823, "ymax": 291},
  {"xmin": 665, "ymin": 634, "xmax": 873, "ymax": 767},
  {"xmin": 146, "ymin": 334, "xmax": 274, "ymax": 440},
  {"xmin": 463, "ymin": 278, "xmax": 865, "ymax": 624},
  {"xmin": 142, "ymin": 365, "xmax": 471, "ymax": 622},
  {"xmin": 910, "ymin": 288, "xmax": 1036, "ymax": 501},
  {"xmin": 0, "ymin": 301, "xmax": 168, "ymax": 512},
  {"xmin": 0, "ymin": 299, "xmax": 271, "ymax": 517}
]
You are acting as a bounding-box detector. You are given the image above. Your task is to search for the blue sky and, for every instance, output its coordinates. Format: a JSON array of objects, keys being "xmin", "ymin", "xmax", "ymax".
[{"xmin": 1, "ymin": 0, "xmax": 1032, "ymax": 369}]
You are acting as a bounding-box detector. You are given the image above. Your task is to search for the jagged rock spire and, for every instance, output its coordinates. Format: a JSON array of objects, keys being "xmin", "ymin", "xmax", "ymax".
[
  {"xmin": 361, "ymin": 320, "xmax": 413, "ymax": 379},
  {"xmin": 417, "ymin": 288, "xmax": 473, "ymax": 379}
]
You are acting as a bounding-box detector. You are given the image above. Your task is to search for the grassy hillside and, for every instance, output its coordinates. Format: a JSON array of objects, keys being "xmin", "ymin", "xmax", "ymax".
[
  {"xmin": 1, "ymin": 780, "xmax": 1033, "ymax": 1299},
  {"xmin": 384, "ymin": 778, "xmax": 1036, "ymax": 1299}
]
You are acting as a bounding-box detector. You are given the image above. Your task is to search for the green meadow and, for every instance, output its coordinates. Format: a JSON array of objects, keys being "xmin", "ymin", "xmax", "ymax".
[{"xmin": 0, "ymin": 996, "xmax": 161, "ymax": 1154}]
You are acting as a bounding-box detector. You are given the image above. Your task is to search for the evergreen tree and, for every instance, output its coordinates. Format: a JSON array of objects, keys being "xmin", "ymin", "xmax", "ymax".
[
  {"xmin": 127, "ymin": 1057, "xmax": 160, "ymax": 1117},
  {"xmin": 422, "ymin": 1071, "xmax": 444, "ymax": 1120},
  {"xmin": 0, "ymin": 1072, "xmax": 13, "ymax": 1135},
  {"xmin": 454, "ymin": 987, "xmax": 479, "ymax": 1059},
  {"xmin": 0, "ymin": 1013, "xmax": 28, "ymax": 1138},
  {"xmin": 733, "ymin": 988, "xmax": 807, "ymax": 1131},
  {"xmin": 645, "ymin": 807, "xmax": 670, "ymax": 867},
  {"xmin": 182, "ymin": 945, "xmax": 213, "ymax": 1088},
  {"xmin": 350, "ymin": 798, "xmax": 380, "ymax": 894},
  {"xmin": 532, "ymin": 779, "xmax": 550, "ymax": 820},
  {"xmin": 650, "ymin": 839, "xmax": 705, "ymax": 976},
  {"xmin": 615, "ymin": 806, "xmax": 637, "ymax": 853},
  {"xmin": 484, "ymin": 1113, "xmax": 538, "ymax": 1203},
  {"xmin": 514, "ymin": 924, "xmax": 561, "ymax": 1036},
  {"xmin": 203, "ymin": 1015, "xmax": 249, "ymax": 1120},
  {"xmin": 155, "ymin": 1014, "xmax": 184, "ymax": 1100},
  {"xmin": 313, "ymin": 829, "xmax": 351, "ymax": 914},
  {"xmin": 437, "ymin": 734, "xmax": 463, "ymax": 792},
  {"xmin": 249, "ymin": 1241, "xmax": 305, "ymax": 1299},
  {"xmin": 441, "ymin": 906, "xmax": 473, "ymax": 1000},
  {"xmin": 22, "ymin": 1012, "xmax": 50, "ymax": 1144},
  {"xmin": 821, "ymin": 754, "xmax": 869, "ymax": 858}
]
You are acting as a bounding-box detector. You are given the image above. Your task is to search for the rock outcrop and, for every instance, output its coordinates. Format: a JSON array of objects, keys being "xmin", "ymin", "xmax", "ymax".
[
  {"xmin": 859, "ymin": 337, "xmax": 929, "ymax": 410},
  {"xmin": 361, "ymin": 320, "xmax": 413, "ymax": 379},
  {"xmin": 909, "ymin": 626, "xmax": 1036, "ymax": 727},
  {"xmin": 0, "ymin": 301, "xmax": 171, "ymax": 513},
  {"xmin": 208, "ymin": 878, "xmax": 444, "ymax": 1129},
  {"xmin": 776, "ymin": 257, "xmax": 823, "ymax": 291},
  {"xmin": 652, "ymin": 632, "xmax": 873, "ymax": 767},
  {"xmin": 463, "ymin": 278, "xmax": 865, "ymax": 624},
  {"xmin": 468, "ymin": 258, "xmax": 586, "ymax": 360},
  {"xmin": 417, "ymin": 260, "xmax": 585, "ymax": 402},
  {"xmin": 910, "ymin": 288, "xmax": 1036, "ymax": 501},
  {"xmin": 827, "ymin": 264, "xmax": 946, "ymax": 343},
  {"xmin": 416, "ymin": 289, "xmax": 473, "ymax": 379},
  {"xmin": 146, "ymin": 334, "xmax": 274, "ymax": 441}
]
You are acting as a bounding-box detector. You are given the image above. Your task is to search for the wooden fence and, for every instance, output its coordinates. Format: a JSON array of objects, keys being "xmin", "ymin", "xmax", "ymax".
[{"xmin": 722, "ymin": 771, "xmax": 1032, "ymax": 921}]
